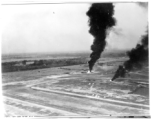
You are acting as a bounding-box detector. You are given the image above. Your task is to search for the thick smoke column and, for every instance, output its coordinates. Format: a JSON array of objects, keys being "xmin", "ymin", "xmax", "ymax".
[
  {"xmin": 86, "ymin": 3, "xmax": 115, "ymax": 72},
  {"xmin": 111, "ymin": 32, "xmax": 148, "ymax": 81},
  {"xmin": 124, "ymin": 33, "xmax": 148, "ymax": 70},
  {"xmin": 111, "ymin": 3, "xmax": 148, "ymax": 81}
]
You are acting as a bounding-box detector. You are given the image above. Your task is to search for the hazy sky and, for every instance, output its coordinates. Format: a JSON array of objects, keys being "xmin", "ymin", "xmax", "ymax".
[{"xmin": 2, "ymin": 2, "xmax": 148, "ymax": 54}]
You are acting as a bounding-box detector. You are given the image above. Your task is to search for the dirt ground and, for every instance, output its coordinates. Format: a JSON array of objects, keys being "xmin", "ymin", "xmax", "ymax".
[{"xmin": 2, "ymin": 58, "xmax": 150, "ymax": 118}]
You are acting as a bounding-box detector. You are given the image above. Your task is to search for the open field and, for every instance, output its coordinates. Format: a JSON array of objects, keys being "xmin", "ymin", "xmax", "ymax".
[{"xmin": 2, "ymin": 53, "xmax": 149, "ymax": 118}]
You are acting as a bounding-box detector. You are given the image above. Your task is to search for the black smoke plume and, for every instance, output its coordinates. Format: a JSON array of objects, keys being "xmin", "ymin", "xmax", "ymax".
[
  {"xmin": 86, "ymin": 3, "xmax": 115, "ymax": 71},
  {"xmin": 138, "ymin": 2, "xmax": 148, "ymax": 9},
  {"xmin": 111, "ymin": 32, "xmax": 149, "ymax": 81}
]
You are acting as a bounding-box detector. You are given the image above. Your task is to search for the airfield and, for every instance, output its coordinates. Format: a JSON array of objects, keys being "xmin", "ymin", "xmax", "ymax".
[{"xmin": 2, "ymin": 57, "xmax": 149, "ymax": 118}]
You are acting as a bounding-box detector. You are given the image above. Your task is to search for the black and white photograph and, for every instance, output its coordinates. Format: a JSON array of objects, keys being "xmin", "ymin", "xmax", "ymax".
[{"xmin": 1, "ymin": 0, "xmax": 150, "ymax": 118}]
